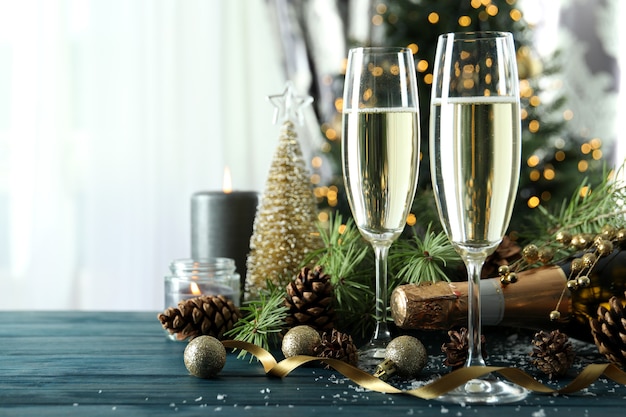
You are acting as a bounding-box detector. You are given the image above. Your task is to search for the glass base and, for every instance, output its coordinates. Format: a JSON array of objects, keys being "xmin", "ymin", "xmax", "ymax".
[
  {"xmin": 436, "ymin": 376, "xmax": 528, "ymax": 404},
  {"xmin": 358, "ymin": 340, "xmax": 388, "ymax": 368}
]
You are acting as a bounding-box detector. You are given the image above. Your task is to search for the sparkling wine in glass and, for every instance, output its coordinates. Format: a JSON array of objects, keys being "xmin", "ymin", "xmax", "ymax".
[
  {"xmin": 430, "ymin": 32, "xmax": 528, "ymax": 403},
  {"xmin": 342, "ymin": 47, "xmax": 420, "ymax": 366}
]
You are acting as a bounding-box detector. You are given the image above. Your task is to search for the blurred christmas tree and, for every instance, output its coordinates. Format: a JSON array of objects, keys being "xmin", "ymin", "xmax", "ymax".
[{"xmin": 313, "ymin": 0, "xmax": 606, "ymax": 234}]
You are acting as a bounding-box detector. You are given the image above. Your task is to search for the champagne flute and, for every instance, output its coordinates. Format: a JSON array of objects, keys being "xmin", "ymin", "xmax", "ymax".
[
  {"xmin": 429, "ymin": 32, "xmax": 528, "ymax": 403},
  {"xmin": 342, "ymin": 47, "xmax": 420, "ymax": 365}
]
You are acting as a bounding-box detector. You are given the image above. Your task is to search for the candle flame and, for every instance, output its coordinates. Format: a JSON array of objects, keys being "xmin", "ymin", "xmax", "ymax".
[
  {"xmin": 190, "ymin": 282, "xmax": 202, "ymax": 296},
  {"xmin": 223, "ymin": 166, "xmax": 233, "ymax": 194}
]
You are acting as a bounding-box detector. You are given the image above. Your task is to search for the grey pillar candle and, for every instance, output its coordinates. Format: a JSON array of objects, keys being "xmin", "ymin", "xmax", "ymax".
[{"xmin": 191, "ymin": 191, "xmax": 259, "ymax": 297}]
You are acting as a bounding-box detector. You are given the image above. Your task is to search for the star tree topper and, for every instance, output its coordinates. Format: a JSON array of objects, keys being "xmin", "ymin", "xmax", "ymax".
[{"xmin": 267, "ymin": 81, "xmax": 313, "ymax": 125}]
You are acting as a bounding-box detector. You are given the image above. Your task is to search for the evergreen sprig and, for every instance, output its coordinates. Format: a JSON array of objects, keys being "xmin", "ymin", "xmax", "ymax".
[
  {"xmin": 389, "ymin": 223, "xmax": 461, "ymax": 286},
  {"xmin": 224, "ymin": 281, "xmax": 288, "ymax": 360},
  {"xmin": 303, "ymin": 213, "xmax": 374, "ymax": 338},
  {"xmin": 534, "ymin": 165, "xmax": 626, "ymax": 242}
]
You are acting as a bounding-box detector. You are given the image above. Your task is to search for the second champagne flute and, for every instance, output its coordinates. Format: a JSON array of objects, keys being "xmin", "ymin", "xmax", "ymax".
[
  {"xmin": 342, "ymin": 47, "xmax": 421, "ymax": 365},
  {"xmin": 430, "ymin": 32, "xmax": 527, "ymax": 403}
]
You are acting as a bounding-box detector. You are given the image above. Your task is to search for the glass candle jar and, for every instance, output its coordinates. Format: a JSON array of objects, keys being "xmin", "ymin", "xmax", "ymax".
[{"xmin": 164, "ymin": 258, "xmax": 241, "ymax": 311}]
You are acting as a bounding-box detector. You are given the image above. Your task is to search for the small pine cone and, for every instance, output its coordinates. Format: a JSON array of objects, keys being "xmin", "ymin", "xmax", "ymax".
[
  {"xmin": 530, "ymin": 330, "xmax": 576, "ymax": 379},
  {"xmin": 314, "ymin": 329, "xmax": 358, "ymax": 367},
  {"xmin": 590, "ymin": 293, "xmax": 626, "ymax": 369},
  {"xmin": 284, "ymin": 266, "xmax": 335, "ymax": 332},
  {"xmin": 157, "ymin": 295, "xmax": 241, "ymax": 341},
  {"xmin": 441, "ymin": 328, "xmax": 487, "ymax": 370}
]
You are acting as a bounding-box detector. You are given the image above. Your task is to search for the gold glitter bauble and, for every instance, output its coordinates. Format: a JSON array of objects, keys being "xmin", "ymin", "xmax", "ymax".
[
  {"xmin": 281, "ymin": 325, "xmax": 322, "ymax": 358},
  {"xmin": 601, "ymin": 224, "xmax": 616, "ymax": 239},
  {"xmin": 581, "ymin": 252, "xmax": 597, "ymax": 268},
  {"xmin": 595, "ymin": 239, "xmax": 614, "ymax": 256},
  {"xmin": 522, "ymin": 244, "xmax": 539, "ymax": 264},
  {"xmin": 538, "ymin": 247, "xmax": 555, "ymax": 263},
  {"xmin": 184, "ymin": 336, "xmax": 226, "ymax": 379},
  {"xmin": 570, "ymin": 258, "xmax": 584, "ymax": 275},
  {"xmin": 555, "ymin": 231, "xmax": 572, "ymax": 246},
  {"xmin": 385, "ymin": 335, "xmax": 428, "ymax": 378}
]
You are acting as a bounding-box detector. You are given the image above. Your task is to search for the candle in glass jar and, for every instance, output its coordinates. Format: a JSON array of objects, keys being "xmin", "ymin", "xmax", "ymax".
[{"xmin": 164, "ymin": 258, "xmax": 241, "ymax": 309}]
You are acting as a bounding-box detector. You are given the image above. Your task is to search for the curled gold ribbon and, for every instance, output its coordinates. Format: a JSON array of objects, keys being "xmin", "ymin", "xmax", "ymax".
[{"xmin": 222, "ymin": 340, "xmax": 626, "ymax": 400}]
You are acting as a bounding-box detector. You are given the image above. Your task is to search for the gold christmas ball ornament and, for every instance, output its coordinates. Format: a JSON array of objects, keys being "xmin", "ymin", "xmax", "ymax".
[
  {"xmin": 549, "ymin": 310, "xmax": 561, "ymax": 321},
  {"xmin": 577, "ymin": 275, "xmax": 591, "ymax": 288},
  {"xmin": 498, "ymin": 265, "xmax": 510, "ymax": 276},
  {"xmin": 555, "ymin": 231, "xmax": 572, "ymax": 246},
  {"xmin": 373, "ymin": 335, "xmax": 427, "ymax": 380},
  {"xmin": 581, "ymin": 252, "xmax": 597, "ymax": 268},
  {"xmin": 522, "ymin": 244, "xmax": 539, "ymax": 264},
  {"xmin": 570, "ymin": 258, "xmax": 584, "ymax": 275},
  {"xmin": 281, "ymin": 325, "xmax": 322, "ymax": 358},
  {"xmin": 183, "ymin": 335, "xmax": 226, "ymax": 379},
  {"xmin": 595, "ymin": 239, "xmax": 614, "ymax": 256},
  {"xmin": 506, "ymin": 272, "xmax": 518, "ymax": 284},
  {"xmin": 538, "ymin": 247, "xmax": 555, "ymax": 264},
  {"xmin": 601, "ymin": 224, "xmax": 616, "ymax": 240}
]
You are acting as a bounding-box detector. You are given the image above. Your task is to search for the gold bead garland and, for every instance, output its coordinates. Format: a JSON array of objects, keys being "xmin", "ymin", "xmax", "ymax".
[{"xmin": 496, "ymin": 225, "xmax": 626, "ymax": 322}]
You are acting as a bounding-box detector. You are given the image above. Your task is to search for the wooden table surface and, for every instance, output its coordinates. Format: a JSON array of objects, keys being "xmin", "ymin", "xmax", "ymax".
[{"xmin": 1, "ymin": 311, "xmax": 625, "ymax": 416}]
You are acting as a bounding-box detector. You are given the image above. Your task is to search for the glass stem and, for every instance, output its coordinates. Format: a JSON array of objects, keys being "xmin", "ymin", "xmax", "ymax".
[
  {"xmin": 465, "ymin": 255, "xmax": 487, "ymax": 367},
  {"xmin": 371, "ymin": 242, "xmax": 391, "ymax": 343}
]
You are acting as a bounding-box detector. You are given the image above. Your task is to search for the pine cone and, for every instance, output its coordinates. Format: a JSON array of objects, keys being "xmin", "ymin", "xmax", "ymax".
[
  {"xmin": 590, "ymin": 292, "xmax": 626, "ymax": 368},
  {"xmin": 530, "ymin": 330, "xmax": 576, "ymax": 379},
  {"xmin": 314, "ymin": 329, "xmax": 358, "ymax": 367},
  {"xmin": 441, "ymin": 328, "xmax": 487, "ymax": 369},
  {"xmin": 284, "ymin": 266, "xmax": 335, "ymax": 332},
  {"xmin": 157, "ymin": 295, "xmax": 241, "ymax": 341}
]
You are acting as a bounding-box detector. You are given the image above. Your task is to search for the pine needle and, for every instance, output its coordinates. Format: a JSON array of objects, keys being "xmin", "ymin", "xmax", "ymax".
[
  {"xmin": 224, "ymin": 281, "xmax": 288, "ymax": 360},
  {"xmin": 389, "ymin": 222, "xmax": 461, "ymax": 286}
]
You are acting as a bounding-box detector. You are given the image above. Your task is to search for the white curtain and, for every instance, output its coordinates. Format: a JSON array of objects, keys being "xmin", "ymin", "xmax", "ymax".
[{"xmin": 0, "ymin": 0, "xmax": 284, "ymax": 310}]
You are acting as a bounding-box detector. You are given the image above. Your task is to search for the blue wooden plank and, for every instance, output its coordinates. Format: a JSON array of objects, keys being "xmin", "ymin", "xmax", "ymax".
[{"xmin": 1, "ymin": 311, "xmax": 625, "ymax": 417}]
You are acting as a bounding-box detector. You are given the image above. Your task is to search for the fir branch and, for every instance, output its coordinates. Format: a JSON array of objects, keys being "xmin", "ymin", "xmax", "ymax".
[
  {"xmin": 389, "ymin": 223, "xmax": 461, "ymax": 286},
  {"xmin": 302, "ymin": 213, "xmax": 374, "ymax": 338},
  {"xmin": 224, "ymin": 281, "xmax": 288, "ymax": 360},
  {"xmin": 535, "ymin": 165, "xmax": 626, "ymax": 239}
]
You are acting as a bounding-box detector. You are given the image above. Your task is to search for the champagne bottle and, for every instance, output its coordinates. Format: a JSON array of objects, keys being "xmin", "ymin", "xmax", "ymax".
[{"xmin": 390, "ymin": 249, "xmax": 626, "ymax": 342}]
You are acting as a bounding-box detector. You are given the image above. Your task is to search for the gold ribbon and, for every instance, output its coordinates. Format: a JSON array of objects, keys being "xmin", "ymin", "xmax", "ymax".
[{"xmin": 222, "ymin": 340, "xmax": 626, "ymax": 400}]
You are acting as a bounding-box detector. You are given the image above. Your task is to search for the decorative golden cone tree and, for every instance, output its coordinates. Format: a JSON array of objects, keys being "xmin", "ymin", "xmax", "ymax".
[{"xmin": 246, "ymin": 82, "xmax": 323, "ymax": 297}]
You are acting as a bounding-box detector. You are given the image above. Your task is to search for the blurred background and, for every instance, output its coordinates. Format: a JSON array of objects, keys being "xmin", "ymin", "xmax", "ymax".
[{"xmin": 1, "ymin": 0, "xmax": 624, "ymax": 311}]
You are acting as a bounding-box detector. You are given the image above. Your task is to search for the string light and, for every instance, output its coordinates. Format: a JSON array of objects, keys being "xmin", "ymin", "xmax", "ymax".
[
  {"xmin": 527, "ymin": 155, "xmax": 540, "ymax": 167},
  {"xmin": 527, "ymin": 196, "xmax": 540, "ymax": 209},
  {"xmin": 311, "ymin": 156, "xmax": 323, "ymax": 169},
  {"xmin": 578, "ymin": 160, "xmax": 589, "ymax": 172},
  {"xmin": 458, "ymin": 16, "xmax": 472, "ymax": 26},
  {"xmin": 543, "ymin": 167, "xmax": 555, "ymax": 180},
  {"xmin": 529, "ymin": 169, "xmax": 541, "ymax": 181}
]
